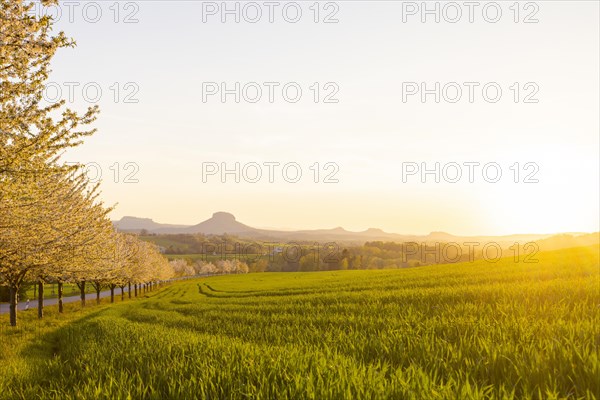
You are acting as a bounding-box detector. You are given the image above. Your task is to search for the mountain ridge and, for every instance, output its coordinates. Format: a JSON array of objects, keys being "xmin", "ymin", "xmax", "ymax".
[{"xmin": 113, "ymin": 212, "xmax": 577, "ymax": 244}]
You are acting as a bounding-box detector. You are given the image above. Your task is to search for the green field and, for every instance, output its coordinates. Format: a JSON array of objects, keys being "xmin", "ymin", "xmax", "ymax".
[{"xmin": 1, "ymin": 246, "xmax": 598, "ymax": 399}]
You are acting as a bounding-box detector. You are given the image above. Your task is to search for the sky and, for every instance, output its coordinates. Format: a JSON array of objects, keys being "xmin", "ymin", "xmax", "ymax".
[{"xmin": 38, "ymin": 0, "xmax": 600, "ymax": 235}]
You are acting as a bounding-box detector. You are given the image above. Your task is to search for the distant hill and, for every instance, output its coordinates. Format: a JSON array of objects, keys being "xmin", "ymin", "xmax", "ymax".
[
  {"xmin": 179, "ymin": 212, "xmax": 257, "ymax": 235},
  {"xmin": 112, "ymin": 211, "xmax": 584, "ymax": 246},
  {"xmin": 536, "ymin": 232, "xmax": 600, "ymax": 251},
  {"xmin": 113, "ymin": 217, "xmax": 188, "ymax": 232}
]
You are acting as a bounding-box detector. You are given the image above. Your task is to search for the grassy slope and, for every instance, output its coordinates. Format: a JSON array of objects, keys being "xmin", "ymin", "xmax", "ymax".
[{"xmin": 0, "ymin": 245, "xmax": 598, "ymax": 399}]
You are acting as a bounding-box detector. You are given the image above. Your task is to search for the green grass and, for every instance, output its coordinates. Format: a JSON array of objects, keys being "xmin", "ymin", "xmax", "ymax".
[{"xmin": 0, "ymin": 246, "xmax": 598, "ymax": 399}]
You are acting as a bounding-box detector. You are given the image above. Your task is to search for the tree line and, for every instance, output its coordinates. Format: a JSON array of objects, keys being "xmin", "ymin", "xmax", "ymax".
[
  {"xmin": 157, "ymin": 236, "xmax": 491, "ymax": 273},
  {"xmin": 0, "ymin": 0, "xmax": 174, "ymax": 326},
  {"xmin": 170, "ymin": 259, "xmax": 250, "ymax": 275}
]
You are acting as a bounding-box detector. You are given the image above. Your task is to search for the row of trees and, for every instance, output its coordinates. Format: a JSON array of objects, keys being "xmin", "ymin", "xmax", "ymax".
[
  {"xmin": 0, "ymin": 0, "xmax": 174, "ymax": 326},
  {"xmin": 146, "ymin": 234, "xmax": 475, "ymax": 272},
  {"xmin": 170, "ymin": 259, "xmax": 250, "ymax": 276},
  {"xmin": 197, "ymin": 260, "xmax": 250, "ymax": 274}
]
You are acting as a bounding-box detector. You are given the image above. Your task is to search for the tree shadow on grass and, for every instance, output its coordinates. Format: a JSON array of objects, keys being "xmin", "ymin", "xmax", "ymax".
[
  {"xmin": 0, "ymin": 308, "xmax": 112, "ymax": 399},
  {"xmin": 1, "ymin": 289, "xmax": 169, "ymax": 399}
]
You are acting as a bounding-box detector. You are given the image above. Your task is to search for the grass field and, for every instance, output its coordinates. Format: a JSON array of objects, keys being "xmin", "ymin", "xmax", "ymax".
[{"xmin": 0, "ymin": 245, "xmax": 598, "ymax": 399}]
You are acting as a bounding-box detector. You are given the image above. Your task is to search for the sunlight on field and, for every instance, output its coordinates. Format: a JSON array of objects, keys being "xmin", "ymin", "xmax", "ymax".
[{"xmin": 1, "ymin": 246, "xmax": 598, "ymax": 399}]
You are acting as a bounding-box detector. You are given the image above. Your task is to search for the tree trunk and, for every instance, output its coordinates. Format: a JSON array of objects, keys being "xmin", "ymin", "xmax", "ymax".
[
  {"xmin": 96, "ymin": 287, "xmax": 101, "ymax": 305},
  {"xmin": 37, "ymin": 281, "xmax": 44, "ymax": 319},
  {"xmin": 110, "ymin": 286, "xmax": 115, "ymax": 303},
  {"xmin": 134, "ymin": 284, "xmax": 138, "ymax": 297},
  {"xmin": 58, "ymin": 281, "xmax": 64, "ymax": 313},
  {"xmin": 9, "ymin": 285, "xmax": 18, "ymax": 327},
  {"xmin": 120, "ymin": 287, "xmax": 125, "ymax": 301},
  {"xmin": 128, "ymin": 282, "xmax": 132, "ymax": 299},
  {"xmin": 79, "ymin": 281, "xmax": 86, "ymax": 307}
]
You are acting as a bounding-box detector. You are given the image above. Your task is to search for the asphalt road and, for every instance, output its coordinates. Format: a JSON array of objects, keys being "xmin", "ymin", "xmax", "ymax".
[
  {"xmin": 0, "ymin": 287, "xmax": 132, "ymax": 315},
  {"xmin": 0, "ymin": 275, "xmax": 213, "ymax": 315}
]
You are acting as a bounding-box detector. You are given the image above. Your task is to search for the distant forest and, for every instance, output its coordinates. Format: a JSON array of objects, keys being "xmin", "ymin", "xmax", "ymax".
[{"xmin": 139, "ymin": 232, "xmax": 599, "ymax": 273}]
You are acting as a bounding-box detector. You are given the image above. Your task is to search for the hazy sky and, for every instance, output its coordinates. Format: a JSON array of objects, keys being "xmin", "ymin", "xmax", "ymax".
[{"xmin": 42, "ymin": 1, "xmax": 599, "ymax": 235}]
